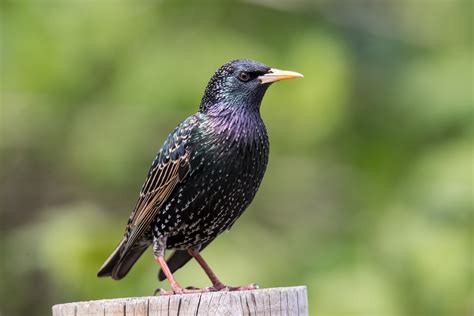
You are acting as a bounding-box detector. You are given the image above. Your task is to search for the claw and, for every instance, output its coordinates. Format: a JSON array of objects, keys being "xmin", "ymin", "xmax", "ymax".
[
  {"xmin": 208, "ymin": 283, "xmax": 259, "ymax": 292},
  {"xmin": 155, "ymin": 283, "xmax": 259, "ymax": 295},
  {"xmin": 155, "ymin": 287, "xmax": 211, "ymax": 296},
  {"xmin": 228, "ymin": 283, "xmax": 259, "ymax": 291}
]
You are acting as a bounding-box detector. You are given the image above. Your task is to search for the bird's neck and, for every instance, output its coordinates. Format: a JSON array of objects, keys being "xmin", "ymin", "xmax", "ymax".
[
  {"xmin": 203, "ymin": 104, "xmax": 267, "ymax": 143},
  {"xmin": 205, "ymin": 101, "xmax": 260, "ymax": 117},
  {"xmin": 199, "ymin": 84, "xmax": 268, "ymax": 113}
]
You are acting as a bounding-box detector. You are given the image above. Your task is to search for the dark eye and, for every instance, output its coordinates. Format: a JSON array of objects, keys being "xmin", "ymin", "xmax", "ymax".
[{"xmin": 238, "ymin": 72, "xmax": 251, "ymax": 82}]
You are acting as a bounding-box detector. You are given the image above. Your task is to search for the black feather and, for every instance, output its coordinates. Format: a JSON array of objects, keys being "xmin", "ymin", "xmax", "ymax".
[{"xmin": 98, "ymin": 60, "xmax": 280, "ymax": 283}]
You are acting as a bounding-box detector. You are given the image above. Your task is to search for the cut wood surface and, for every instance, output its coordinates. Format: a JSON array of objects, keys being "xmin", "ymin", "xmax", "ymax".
[{"xmin": 52, "ymin": 286, "xmax": 308, "ymax": 316}]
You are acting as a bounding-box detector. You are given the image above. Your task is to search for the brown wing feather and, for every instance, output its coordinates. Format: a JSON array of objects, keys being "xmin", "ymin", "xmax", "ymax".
[
  {"xmin": 121, "ymin": 150, "xmax": 190, "ymax": 256},
  {"xmin": 97, "ymin": 116, "xmax": 199, "ymax": 279}
]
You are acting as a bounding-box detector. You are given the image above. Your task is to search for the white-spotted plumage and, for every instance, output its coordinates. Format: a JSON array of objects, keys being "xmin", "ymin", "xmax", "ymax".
[{"xmin": 97, "ymin": 59, "xmax": 281, "ymax": 282}]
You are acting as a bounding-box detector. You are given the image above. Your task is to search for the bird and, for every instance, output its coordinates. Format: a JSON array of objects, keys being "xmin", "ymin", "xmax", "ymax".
[{"xmin": 97, "ymin": 59, "xmax": 303, "ymax": 295}]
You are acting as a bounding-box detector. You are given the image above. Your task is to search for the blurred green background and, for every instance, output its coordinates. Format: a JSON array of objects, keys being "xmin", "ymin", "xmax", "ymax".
[{"xmin": 1, "ymin": 0, "xmax": 472, "ymax": 315}]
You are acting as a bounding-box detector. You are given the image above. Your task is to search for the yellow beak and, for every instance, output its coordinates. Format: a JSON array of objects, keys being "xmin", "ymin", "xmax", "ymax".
[{"xmin": 258, "ymin": 68, "xmax": 304, "ymax": 84}]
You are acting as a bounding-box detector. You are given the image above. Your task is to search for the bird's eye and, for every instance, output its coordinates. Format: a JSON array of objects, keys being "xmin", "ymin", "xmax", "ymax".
[{"xmin": 238, "ymin": 72, "xmax": 251, "ymax": 82}]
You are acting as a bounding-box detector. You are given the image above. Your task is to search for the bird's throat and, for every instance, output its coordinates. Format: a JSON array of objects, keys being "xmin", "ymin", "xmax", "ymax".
[{"xmin": 205, "ymin": 105, "xmax": 266, "ymax": 143}]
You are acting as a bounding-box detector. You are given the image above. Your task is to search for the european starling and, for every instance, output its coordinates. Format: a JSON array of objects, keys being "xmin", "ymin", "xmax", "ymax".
[{"xmin": 97, "ymin": 59, "xmax": 303, "ymax": 294}]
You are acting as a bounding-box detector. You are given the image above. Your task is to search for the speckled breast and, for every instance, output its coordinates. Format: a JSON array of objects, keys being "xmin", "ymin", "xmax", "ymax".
[{"xmin": 154, "ymin": 113, "xmax": 269, "ymax": 249}]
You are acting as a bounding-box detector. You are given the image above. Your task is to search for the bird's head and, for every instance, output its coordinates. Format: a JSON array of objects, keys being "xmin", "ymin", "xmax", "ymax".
[{"xmin": 199, "ymin": 59, "xmax": 303, "ymax": 114}]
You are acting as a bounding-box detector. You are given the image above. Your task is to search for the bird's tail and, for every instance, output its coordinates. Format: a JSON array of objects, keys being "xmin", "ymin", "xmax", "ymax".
[{"xmin": 97, "ymin": 238, "xmax": 149, "ymax": 280}]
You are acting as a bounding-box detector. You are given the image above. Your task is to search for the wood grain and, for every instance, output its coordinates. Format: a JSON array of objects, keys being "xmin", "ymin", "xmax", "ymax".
[{"xmin": 52, "ymin": 286, "xmax": 308, "ymax": 316}]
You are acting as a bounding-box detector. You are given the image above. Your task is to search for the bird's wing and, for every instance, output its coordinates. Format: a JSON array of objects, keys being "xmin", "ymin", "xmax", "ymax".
[{"xmin": 121, "ymin": 116, "xmax": 199, "ymax": 256}]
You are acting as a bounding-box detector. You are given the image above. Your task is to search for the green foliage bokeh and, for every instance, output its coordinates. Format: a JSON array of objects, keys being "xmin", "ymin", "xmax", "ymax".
[{"xmin": 0, "ymin": 1, "xmax": 472, "ymax": 315}]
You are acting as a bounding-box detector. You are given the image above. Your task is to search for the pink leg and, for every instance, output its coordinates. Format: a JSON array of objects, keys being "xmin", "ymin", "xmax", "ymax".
[
  {"xmin": 188, "ymin": 248, "xmax": 258, "ymax": 291},
  {"xmin": 155, "ymin": 256, "xmax": 210, "ymax": 295}
]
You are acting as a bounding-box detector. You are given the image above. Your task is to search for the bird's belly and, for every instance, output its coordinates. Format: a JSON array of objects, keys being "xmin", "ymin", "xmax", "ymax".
[
  {"xmin": 153, "ymin": 123, "xmax": 269, "ymax": 249},
  {"xmin": 155, "ymin": 160, "xmax": 266, "ymax": 249}
]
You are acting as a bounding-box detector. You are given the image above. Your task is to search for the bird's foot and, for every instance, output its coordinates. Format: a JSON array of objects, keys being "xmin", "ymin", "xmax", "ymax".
[
  {"xmin": 155, "ymin": 286, "xmax": 211, "ymax": 296},
  {"xmin": 208, "ymin": 282, "xmax": 259, "ymax": 292},
  {"xmin": 155, "ymin": 283, "xmax": 259, "ymax": 295},
  {"xmin": 229, "ymin": 283, "xmax": 259, "ymax": 291}
]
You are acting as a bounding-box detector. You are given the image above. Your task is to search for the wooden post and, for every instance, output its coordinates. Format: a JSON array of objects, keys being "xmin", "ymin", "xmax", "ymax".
[{"xmin": 52, "ymin": 286, "xmax": 308, "ymax": 316}]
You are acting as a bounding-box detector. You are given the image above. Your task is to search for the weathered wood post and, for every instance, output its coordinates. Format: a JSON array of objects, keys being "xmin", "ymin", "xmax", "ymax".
[{"xmin": 52, "ymin": 286, "xmax": 308, "ymax": 315}]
